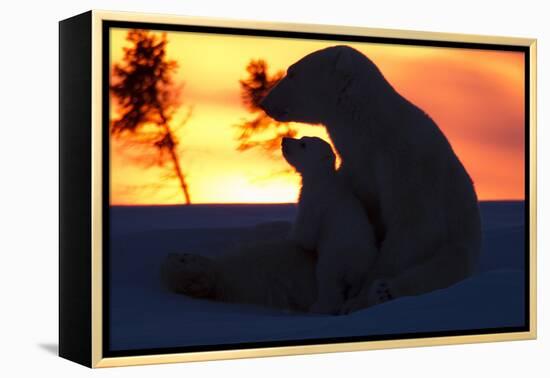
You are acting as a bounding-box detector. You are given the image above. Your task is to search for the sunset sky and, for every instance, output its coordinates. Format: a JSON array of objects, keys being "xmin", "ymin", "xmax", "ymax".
[{"xmin": 109, "ymin": 27, "xmax": 525, "ymax": 205}]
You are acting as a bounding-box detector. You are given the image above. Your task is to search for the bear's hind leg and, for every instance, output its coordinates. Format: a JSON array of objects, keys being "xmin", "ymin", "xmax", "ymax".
[
  {"xmin": 340, "ymin": 243, "xmax": 478, "ymax": 314},
  {"xmin": 388, "ymin": 244, "xmax": 477, "ymax": 298}
]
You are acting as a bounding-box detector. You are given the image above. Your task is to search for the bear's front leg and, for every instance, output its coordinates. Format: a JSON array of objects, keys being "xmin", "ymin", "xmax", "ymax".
[
  {"xmin": 310, "ymin": 286, "xmax": 345, "ymax": 315},
  {"xmin": 310, "ymin": 260, "xmax": 346, "ymax": 315},
  {"xmin": 291, "ymin": 202, "xmax": 322, "ymax": 252}
]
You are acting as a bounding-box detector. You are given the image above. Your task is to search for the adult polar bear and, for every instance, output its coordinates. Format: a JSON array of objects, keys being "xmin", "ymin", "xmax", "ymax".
[
  {"xmin": 163, "ymin": 45, "xmax": 482, "ymax": 314},
  {"xmin": 260, "ymin": 45, "xmax": 482, "ymax": 312}
]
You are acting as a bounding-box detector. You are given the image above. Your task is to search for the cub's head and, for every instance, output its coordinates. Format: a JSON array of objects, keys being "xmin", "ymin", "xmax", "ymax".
[
  {"xmin": 260, "ymin": 45, "xmax": 382, "ymax": 124},
  {"xmin": 282, "ymin": 136, "xmax": 336, "ymax": 176}
]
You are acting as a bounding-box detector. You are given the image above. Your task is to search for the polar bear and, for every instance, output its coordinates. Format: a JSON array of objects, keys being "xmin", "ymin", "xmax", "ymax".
[
  {"xmin": 260, "ymin": 45, "xmax": 482, "ymax": 312},
  {"xmin": 161, "ymin": 236, "xmax": 317, "ymax": 312},
  {"xmin": 282, "ymin": 136, "xmax": 377, "ymax": 314}
]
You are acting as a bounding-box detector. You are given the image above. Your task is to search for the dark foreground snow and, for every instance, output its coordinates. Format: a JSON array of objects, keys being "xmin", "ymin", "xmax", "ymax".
[{"xmin": 109, "ymin": 201, "xmax": 526, "ymax": 351}]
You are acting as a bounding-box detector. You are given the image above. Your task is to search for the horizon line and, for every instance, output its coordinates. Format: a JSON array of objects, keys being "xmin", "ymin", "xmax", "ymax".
[{"xmin": 110, "ymin": 199, "xmax": 526, "ymax": 207}]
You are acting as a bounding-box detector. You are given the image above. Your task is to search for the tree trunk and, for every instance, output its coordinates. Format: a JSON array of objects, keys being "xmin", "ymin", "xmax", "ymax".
[
  {"xmin": 159, "ymin": 119, "xmax": 191, "ymax": 205},
  {"xmin": 168, "ymin": 145, "xmax": 191, "ymax": 205}
]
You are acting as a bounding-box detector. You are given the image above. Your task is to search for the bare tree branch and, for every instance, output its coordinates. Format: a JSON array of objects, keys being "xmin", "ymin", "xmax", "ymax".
[
  {"xmin": 110, "ymin": 29, "xmax": 193, "ymax": 204},
  {"xmin": 235, "ymin": 59, "xmax": 296, "ymax": 155}
]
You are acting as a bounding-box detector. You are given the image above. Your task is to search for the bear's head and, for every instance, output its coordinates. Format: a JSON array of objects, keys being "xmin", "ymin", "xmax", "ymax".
[
  {"xmin": 161, "ymin": 253, "xmax": 219, "ymax": 299},
  {"xmin": 260, "ymin": 45, "xmax": 384, "ymax": 124},
  {"xmin": 282, "ymin": 136, "xmax": 336, "ymax": 176}
]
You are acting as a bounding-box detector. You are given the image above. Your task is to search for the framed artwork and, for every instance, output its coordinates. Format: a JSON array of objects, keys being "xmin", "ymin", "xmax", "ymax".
[{"xmin": 59, "ymin": 10, "xmax": 537, "ymax": 368}]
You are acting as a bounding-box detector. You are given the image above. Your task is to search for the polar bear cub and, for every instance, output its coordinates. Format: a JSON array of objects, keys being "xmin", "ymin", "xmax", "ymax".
[{"xmin": 282, "ymin": 136, "xmax": 378, "ymax": 315}]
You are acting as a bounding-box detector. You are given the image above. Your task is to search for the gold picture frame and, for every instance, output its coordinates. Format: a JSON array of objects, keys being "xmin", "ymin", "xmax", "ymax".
[{"xmin": 59, "ymin": 10, "xmax": 537, "ymax": 368}]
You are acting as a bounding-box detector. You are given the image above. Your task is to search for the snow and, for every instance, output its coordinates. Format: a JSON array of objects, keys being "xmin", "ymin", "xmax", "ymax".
[{"xmin": 108, "ymin": 201, "xmax": 526, "ymax": 351}]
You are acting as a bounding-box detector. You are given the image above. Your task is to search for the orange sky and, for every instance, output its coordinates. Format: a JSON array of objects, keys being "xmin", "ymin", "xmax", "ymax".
[{"xmin": 109, "ymin": 27, "xmax": 525, "ymax": 205}]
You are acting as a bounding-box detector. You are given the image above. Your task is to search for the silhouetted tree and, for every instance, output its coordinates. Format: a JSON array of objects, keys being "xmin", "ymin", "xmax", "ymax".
[
  {"xmin": 111, "ymin": 29, "xmax": 192, "ymax": 204},
  {"xmin": 236, "ymin": 59, "xmax": 297, "ymax": 154}
]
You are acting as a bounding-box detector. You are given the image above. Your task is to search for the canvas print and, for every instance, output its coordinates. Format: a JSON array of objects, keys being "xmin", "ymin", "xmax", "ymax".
[{"xmin": 106, "ymin": 24, "xmax": 527, "ymax": 355}]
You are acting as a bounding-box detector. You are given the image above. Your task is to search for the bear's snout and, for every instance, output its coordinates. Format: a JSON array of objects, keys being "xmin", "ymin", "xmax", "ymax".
[
  {"xmin": 258, "ymin": 95, "xmax": 272, "ymax": 114},
  {"xmin": 282, "ymin": 137, "xmax": 291, "ymax": 155},
  {"xmin": 260, "ymin": 91, "xmax": 289, "ymax": 121}
]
